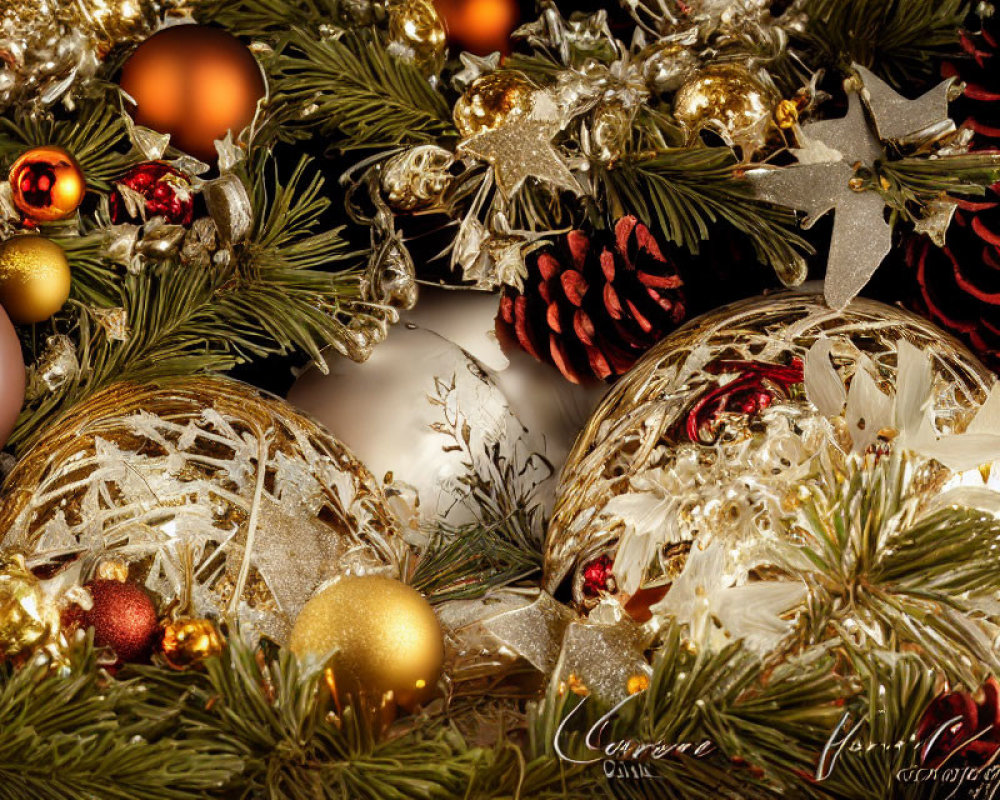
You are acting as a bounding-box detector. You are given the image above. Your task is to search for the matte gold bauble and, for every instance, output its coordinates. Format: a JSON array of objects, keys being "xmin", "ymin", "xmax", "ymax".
[
  {"xmin": 453, "ymin": 71, "xmax": 534, "ymax": 137},
  {"xmin": 387, "ymin": 0, "xmax": 447, "ymax": 76},
  {"xmin": 119, "ymin": 25, "xmax": 265, "ymax": 163},
  {"xmin": 290, "ymin": 575, "xmax": 444, "ymax": 712},
  {"xmin": 0, "ymin": 236, "xmax": 72, "ymax": 323},
  {"xmin": 672, "ymin": 63, "xmax": 777, "ymax": 152},
  {"xmin": 0, "ymin": 377, "xmax": 404, "ymax": 645},
  {"xmin": 9, "ymin": 145, "xmax": 86, "ymax": 222}
]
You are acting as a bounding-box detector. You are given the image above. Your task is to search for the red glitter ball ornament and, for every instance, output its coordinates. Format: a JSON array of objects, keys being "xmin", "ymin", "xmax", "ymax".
[
  {"xmin": 582, "ymin": 555, "xmax": 616, "ymax": 597},
  {"xmin": 110, "ymin": 162, "xmax": 194, "ymax": 225},
  {"xmin": 83, "ymin": 579, "xmax": 159, "ymax": 663}
]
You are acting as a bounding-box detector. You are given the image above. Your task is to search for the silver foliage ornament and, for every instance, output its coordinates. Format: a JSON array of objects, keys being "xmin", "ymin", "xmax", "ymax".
[
  {"xmin": 380, "ymin": 145, "xmax": 456, "ymax": 212},
  {"xmin": 748, "ymin": 65, "xmax": 957, "ymax": 310},
  {"xmin": 548, "ymin": 291, "xmax": 997, "ymax": 655},
  {"xmin": 0, "ymin": 377, "xmax": 404, "ymax": 645}
]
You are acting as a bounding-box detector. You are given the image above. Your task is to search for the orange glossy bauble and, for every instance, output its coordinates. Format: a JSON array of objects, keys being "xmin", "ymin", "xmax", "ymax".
[
  {"xmin": 9, "ymin": 146, "xmax": 86, "ymax": 222},
  {"xmin": 119, "ymin": 25, "xmax": 265, "ymax": 164},
  {"xmin": 435, "ymin": 0, "xmax": 519, "ymax": 54}
]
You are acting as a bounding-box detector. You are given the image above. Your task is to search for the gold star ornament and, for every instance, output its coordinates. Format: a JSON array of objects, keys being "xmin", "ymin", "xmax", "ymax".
[{"xmin": 458, "ymin": 91, "xmax": 581, "ymax": 198}]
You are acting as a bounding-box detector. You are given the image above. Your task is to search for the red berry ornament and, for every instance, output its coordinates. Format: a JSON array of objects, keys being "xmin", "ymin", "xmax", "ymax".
[
  {"xmin": 83, "ymin": 579, "xmax": 159, "ymax": 663},
  {"xmin": 110, "ymin": 162, "xmax": 194, "ymax": 225}
]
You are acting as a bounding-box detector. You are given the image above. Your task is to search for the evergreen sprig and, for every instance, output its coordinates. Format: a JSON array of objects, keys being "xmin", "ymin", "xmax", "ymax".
[
  {"xmin": 12, "ymin": 151, "xmax": 363, "ymax": 450},
  {"xmin": 272, "ymin": 30, "xmax": 456, "ymax": 149},
  {"xmin": 879, "ymin": 152, "xmax": 1000, "ymax": 225},
  {"xmin": 788, "ymin": 452, "xmax": 1000, "ymax": 686},
  {"xmin": 135, "ymin": 635, "xmax": 482, "ymax": 800},
  {"xmin": 600, "ymin": 149, "xmax": 813, "ymax": 286},
  {"xmin": 798, "ymin": 0, "xmax": 970, "ymax": 88},
  {"xmin": 0, "ymin": 637, "xmax": 240, "ymax": 800},
  {"xmin": 523, "ymin": 622, "xmax": 850, "ymax": 799}
]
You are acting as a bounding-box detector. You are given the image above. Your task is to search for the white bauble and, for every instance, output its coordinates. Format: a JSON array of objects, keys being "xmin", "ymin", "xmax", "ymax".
[{"xmin": 288, "ymin": 288, "xmax": 603, "ymax": 533}]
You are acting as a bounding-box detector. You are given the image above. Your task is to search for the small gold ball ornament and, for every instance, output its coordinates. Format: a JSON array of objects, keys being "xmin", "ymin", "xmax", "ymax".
[
  {"xmin": 453, "ymin": 71, "xmax": 535, "ymax": 137},
  {"xmin": 0, "ymin": 553, "xmax": 55, "ymax": 658},
  {"xmin": 0, "ymin": 236, "xmax": 72, "ymax": 324},
  {"xmin": 774, "ymin": 98, "xmax": 800, "ymax": 130},
  {"xmin": 9, "ymin": 145, "xmax": 86, "ymax": 222},
  {"xmin": 290, "ymin": 575, "xmax": 444, "ymax": 712},
  {"xmin": 673, "ymin": 63, "xmax": 778, "ymax": 153},
  {"xmin": 388, "ymin": 0, "xmax": 447, "ymax": 76},
  {"xmin": 161, "ymin": 618, "xmax": 224, "ymax": 670}
]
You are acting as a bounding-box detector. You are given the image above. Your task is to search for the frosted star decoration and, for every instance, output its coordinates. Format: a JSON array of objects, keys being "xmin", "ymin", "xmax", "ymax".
[
  {"xmin": 457, "ymin": 91, "xmax": 582, "ymax": 198},
  {"xmin": 748, "ymin": 65, "xmax": 956, "ymax": 310}
]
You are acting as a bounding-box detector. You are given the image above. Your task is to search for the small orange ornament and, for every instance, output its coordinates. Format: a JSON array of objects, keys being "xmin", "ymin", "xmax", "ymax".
[
  {"xmin": 435, "ymin": 0, "xmax": 519, "ymax": 55},
  {"xmin": 9, "ymin": 146, "xmax": 86, "ymax": 222},
  {"xmin": 161, "ymin": 618, "xmax": 224, "ymax": 669}
]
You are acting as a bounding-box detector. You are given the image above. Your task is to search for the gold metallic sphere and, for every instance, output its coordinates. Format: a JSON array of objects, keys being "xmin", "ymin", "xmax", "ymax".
[
  {"xmin": 673, "ymin": 63, "xmax": 776, "ymax": 149},
  {"xmin": 0, "ymin": 236, "xmax": 72, "ymax": 324},
  {"xmin": 9, "ymin": 145, "xmax": 86, "ymax": 222},
  {"xmin": 453, "ymin": 71, "xmax": 535, "ymax": 137},
  {"xmin": 290, "ymin": 575, "xmax": 444, "ymax": 712},
  {"xmin": 388, "ymin": 0, "xmax": 447, "ymax": 76},
  {"xmin": 0, "ymin": 553, "xmax": 51, "ymax": 657},
  {"xmin": 161, "ymin": 618, "xmax": 224, "ymax": 670}
]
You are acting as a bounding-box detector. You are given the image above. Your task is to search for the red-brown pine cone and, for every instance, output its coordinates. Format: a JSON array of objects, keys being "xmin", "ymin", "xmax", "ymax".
[
  {"xmin": 497, "ymin": 216, "xmax": 687, "ymax": 383},
  {"xmin": 110, "ymin": 162, "xmax": 195, "ymax": 226},
  {"xmin": 915, "ymin": 677, "xmax": 1000, "ymax": 767},
  {"xmin": 899, "ymin": 18, "xmax": 1000, "ymax": 371}
]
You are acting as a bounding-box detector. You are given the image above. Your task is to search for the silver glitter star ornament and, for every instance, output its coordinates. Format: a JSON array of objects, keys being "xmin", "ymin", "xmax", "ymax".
[
  {"xmin": 748, "ymin": 65, "xmax": 956, "ymax": 310},
  {"xmin": 458, "ymin": 91, "xmax": 582, "ymax": 198}
]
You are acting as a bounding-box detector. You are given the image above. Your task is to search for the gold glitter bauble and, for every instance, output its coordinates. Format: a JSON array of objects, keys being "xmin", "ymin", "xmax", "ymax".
[
  {"xmin": 161, "ymin": 618, "xmax": 224, "ymax": 669},
  {"xmin": 547, "ymin": 292, "xmax": 994, "ymax": 604},
  {"xmin": 0, "ymin": 377, "xmax": 405, "ymax": 645},
  {"xmin": 672, "ymin": 63, "xmax": 777, "ymax": 152},
  {"xmin": 290, "ymin": 575, "xmax": 444, "ymax": 712},
  {"xmin": 0, "ymin": 236, "xmax": 72, "ymax": 323},
  {"xmin": 387, "ymin": 0, "xmax": 447, "ymax": 76},
  {"xmin": 0, "ymin": 553, "xmax": 54, "ymax": 658},
  {"xmin": 453, "ymin": 71, "xmax": 534, "ymax": 138}
]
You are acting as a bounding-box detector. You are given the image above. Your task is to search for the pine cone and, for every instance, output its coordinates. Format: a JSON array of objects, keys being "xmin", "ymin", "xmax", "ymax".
[
  {"xmin": 497, "ymin": 217, "xmax": 687, "ymax": 383},
  {"xmin": 898, "ymin": 18, "xmax": 1000, "ymax": 371}
]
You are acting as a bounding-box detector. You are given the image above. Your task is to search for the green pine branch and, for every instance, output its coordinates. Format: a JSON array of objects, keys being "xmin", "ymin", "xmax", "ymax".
[
  {"xmin": 412, "ymin": 515, "xmax": 544, "ymax": 604},
  {"xmin": 272, "ymin": 30, "xmax": 456, "ymax": 149},
  {"xmin": 134, "ymin": 631, "xmax": 483, "ymax": 800},
  {"xmin": 802, "ymin": 654, "xmax": 941, "ymax": 800},
  {"xmin": 879, "ymin": 152, "xmax": 1000, "ymax": 226},
  {"xmin": 0, "ymin": 96, "xmax": 136, "ymax": 192},
  {"xmin": 194, "ymin": 0, "xmax": 341, "ymax": 37},
  {"xmin": 521, "ymin": 622, "xmax": 850, "ymax": 799},
  {"xmin": 797, "ymin": 0, "xmax": 970, "ymax": 88},
  {"xmin": 787, "ymin": 452, "xmax": 1000, "ymax": 686},
  {"xmin": 600, "ymin": 148, "xmax": 813, "ymax": 286},
  {"xmin": 0, "ymin": 636, "xmax": 240, "ymax": 800},
  {"xmin": 12, "ymin": 153, "xmax": 365, "ymax": 451}
]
